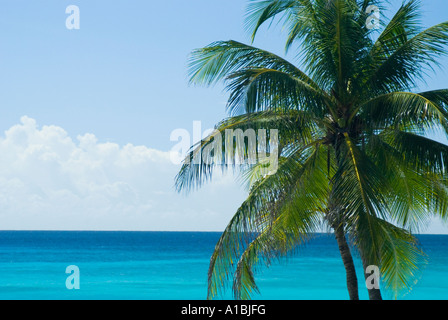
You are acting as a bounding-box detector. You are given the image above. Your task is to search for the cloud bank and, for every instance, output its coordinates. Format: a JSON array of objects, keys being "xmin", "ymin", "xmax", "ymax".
[
  {"xmin": 0, "ymin": 116, "xmax": 446, "ymax": 233},
  {"xmin": 0, "ymin": 116, "xmax": 246, "ymax": 231}
]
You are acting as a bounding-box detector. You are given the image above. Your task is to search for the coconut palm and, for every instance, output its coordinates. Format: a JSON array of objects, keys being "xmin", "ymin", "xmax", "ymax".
[{"xmin": 175, "ymin": 0, "xmax": 448, "ymax": 300}]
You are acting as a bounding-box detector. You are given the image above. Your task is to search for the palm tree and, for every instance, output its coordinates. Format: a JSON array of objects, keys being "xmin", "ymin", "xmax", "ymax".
[{"xmin": 175, "ymin": 0, "xmax": 448, "ymax": 300}]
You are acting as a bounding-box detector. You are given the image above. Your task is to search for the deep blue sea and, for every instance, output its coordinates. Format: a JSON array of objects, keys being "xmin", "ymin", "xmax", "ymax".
[{"xmin": 0, "ymin": 231, "xmax": 446, "ymax": 300}]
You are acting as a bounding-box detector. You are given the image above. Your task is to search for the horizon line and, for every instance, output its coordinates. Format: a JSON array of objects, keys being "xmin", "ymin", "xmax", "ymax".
[{"xmin": 0, "ymin": 230, "xmax": 446, "ymax": 235}]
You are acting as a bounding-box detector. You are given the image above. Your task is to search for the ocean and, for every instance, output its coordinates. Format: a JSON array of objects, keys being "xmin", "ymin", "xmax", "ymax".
[{"xmin": 0, "ymin": 231, "xmax": 446, "ymax": 300}]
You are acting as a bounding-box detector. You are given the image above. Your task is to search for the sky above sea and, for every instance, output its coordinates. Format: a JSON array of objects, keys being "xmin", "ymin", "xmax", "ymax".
[{"xmin": 0, "ymin": 1, "xmax": 447, "ymax": 233}]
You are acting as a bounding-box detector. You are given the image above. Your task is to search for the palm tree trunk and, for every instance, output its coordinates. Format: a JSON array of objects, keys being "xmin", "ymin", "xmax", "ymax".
[
  {"xmin": 361, "ymin": 256, "xmax": 383, "ymax": 300},
  {"xmin": 334, "ymin": 224, "xmax": 359, "ymax": 300}
]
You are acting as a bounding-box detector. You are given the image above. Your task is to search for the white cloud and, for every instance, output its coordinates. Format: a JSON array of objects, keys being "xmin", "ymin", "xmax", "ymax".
[
  {"xmin": 0, "ymin": 116, "xmax": 247, "ymax": 231},
  {"xmin": 0, "ymin": 116, "xmax": 447, "ymax": 234}
]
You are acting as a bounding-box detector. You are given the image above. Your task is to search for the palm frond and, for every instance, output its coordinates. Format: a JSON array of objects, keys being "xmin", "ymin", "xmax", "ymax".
[
  {"xmin": 244, "ymin": 0, "xmax": 301, "ymax": 42},
  {"xmin": 188, "ymin": 40, "xmax": 319, "ymax": 89},
  {"xmin": 353, "ymin": 216, "xmax": 427, "ymax": 298},
  {"xmin": 355, "ymin": 91, "xmax": 448, "ymax": 130},
  {"xmin": 225, "ymin": 67, "xmax": 332, "ymax": 116},
  {"xmin": 175, "ymin": 110, "xmax": 322, "ymax": 193},
  {"xmin": 207, "ymin": 142, "xmax": 329, "ymax": 299},
  {"xmin": 365, "ymin": 18, "xmax": 448, "ymax": 94}
]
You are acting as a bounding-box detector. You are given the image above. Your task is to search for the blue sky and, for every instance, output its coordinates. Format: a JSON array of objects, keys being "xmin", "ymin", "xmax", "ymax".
[
  {"xmin": 0, "ymin": 0, "xmax": 447, "ymax": 232},
  {"xmin": 0, "ymin": 0, "xmax": 251, "ymax": 149}
]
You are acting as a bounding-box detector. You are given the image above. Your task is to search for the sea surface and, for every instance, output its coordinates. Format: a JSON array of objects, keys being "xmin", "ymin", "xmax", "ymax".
[{"xmin": 0, "ymin": 231, "xmax": 446, "ymax": 300}]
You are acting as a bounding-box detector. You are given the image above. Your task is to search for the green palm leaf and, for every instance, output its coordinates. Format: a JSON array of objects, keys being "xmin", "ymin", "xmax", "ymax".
[{"xmin": 177, "ymin": 0, "xmax": 448, "ymax": 300}]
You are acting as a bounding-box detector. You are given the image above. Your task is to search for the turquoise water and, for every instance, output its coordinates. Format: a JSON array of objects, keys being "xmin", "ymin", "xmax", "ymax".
[{"xmin": 0, "ymin": 231, "xmax": 446, "ymax": 300}]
